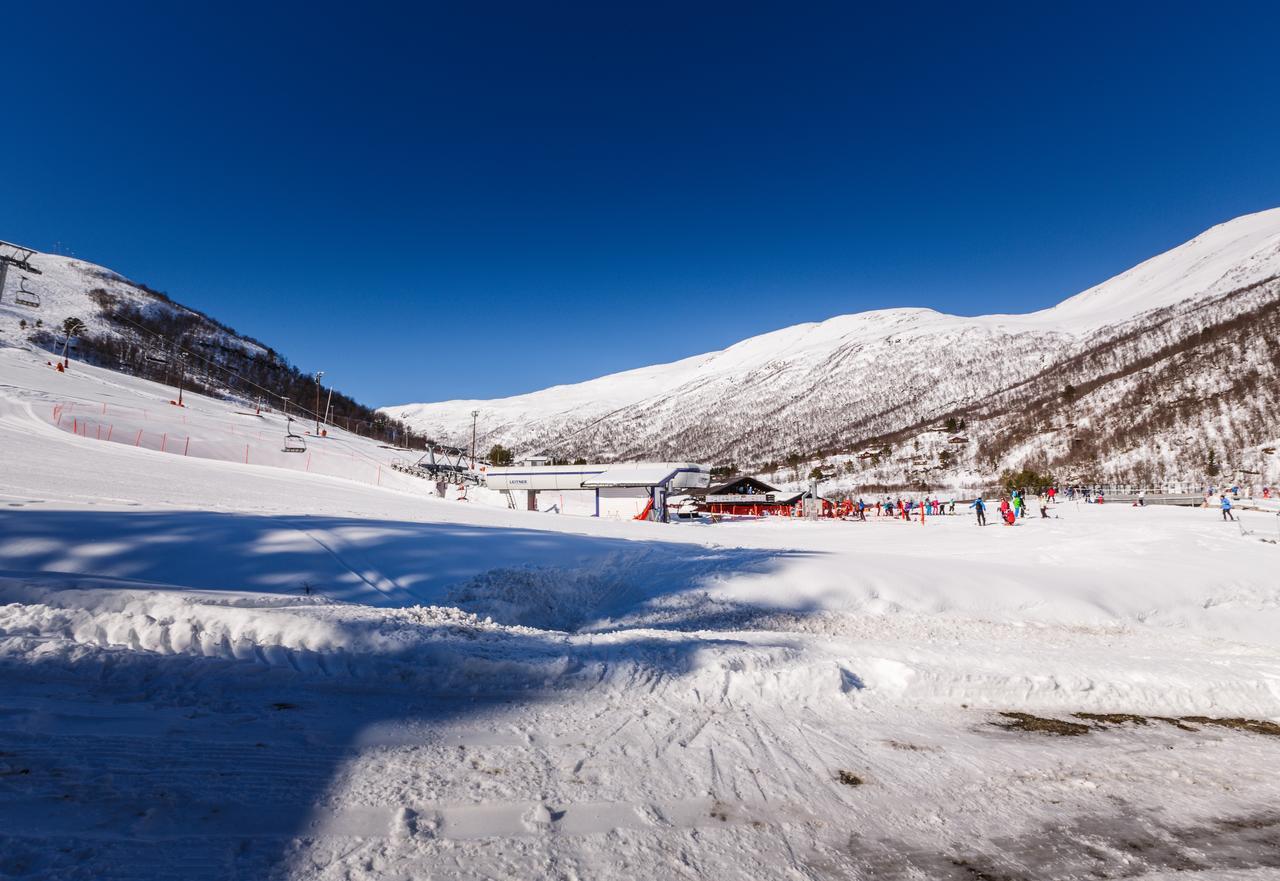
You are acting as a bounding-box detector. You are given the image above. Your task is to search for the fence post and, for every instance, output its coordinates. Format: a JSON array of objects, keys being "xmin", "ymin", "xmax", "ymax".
[
  {"xmin": 184, "ymin": 437, "xmax": 190, "ymax": 456},
  {"xmin": 73, "ymin": 418, "xmax": 77, "ymax": 433},
  {"xmin": 97, "ymin": 425, "xmax": 102, "ymax": 440},
  {"xmin": 161, "ymin": 433, "xmax": 167, "ymax": 453},
  {"xmin": 106, "ymin": 425, "xmax": 114, "ymax": 442},
  {"xmin": 245, "ymin": 444, "xmax": 249, "ymax": 464},
  {"xmin": 135, "ymin": 430, "xmax": 143, "ymax": 446}
]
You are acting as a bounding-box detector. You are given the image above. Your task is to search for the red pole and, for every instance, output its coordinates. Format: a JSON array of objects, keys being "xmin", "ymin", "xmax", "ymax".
[
  {"xmin": 72, "ymin": 418, "xmax": 77, "ymax": 433},
  {"xmin": 106, "ymin": 425, "xmax": 114, "ymax": 442},
  {"xmin": 135, "ymin": 429, "xmax": 143, "ymax": 446},
  {"xmin": 245, "ymin": 444, "xmax": 249, "ymax": 464},
  {"xmin": 161, "ymin": 433, "xmax": 167, "ymax": 453}
]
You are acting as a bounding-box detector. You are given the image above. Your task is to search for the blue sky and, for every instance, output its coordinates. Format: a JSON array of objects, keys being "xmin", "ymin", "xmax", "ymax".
[{"xmin": 3, "ymin": 2, "xmax": 1279, "ymax": 406}]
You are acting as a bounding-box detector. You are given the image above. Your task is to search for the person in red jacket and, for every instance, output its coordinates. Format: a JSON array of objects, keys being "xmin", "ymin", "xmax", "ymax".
[{"xmin": 999, "ymin": 497, "xmax": 1015, "ymax": 525}]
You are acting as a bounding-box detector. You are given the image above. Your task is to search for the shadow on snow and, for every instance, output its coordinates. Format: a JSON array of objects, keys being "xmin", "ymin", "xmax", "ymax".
[{"xmin": 0, "ymin": 508, "xmax": 826, "ymax": 879}]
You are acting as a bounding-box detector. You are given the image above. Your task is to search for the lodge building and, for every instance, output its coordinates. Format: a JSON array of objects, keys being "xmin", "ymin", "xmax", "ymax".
[{"xmin": 703, "ymin": 476, "xmax": 832, "ymax": 517}]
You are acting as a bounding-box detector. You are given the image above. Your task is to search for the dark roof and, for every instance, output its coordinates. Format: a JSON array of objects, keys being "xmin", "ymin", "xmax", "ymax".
[{"xmin": 706, "ymin": 475, "xmax": 780, "ymax": 496}]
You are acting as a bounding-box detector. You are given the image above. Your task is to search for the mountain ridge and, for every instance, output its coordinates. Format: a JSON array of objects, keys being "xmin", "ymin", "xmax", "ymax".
[{"xmin": 385, "ymin": 208, "xmax": 1280, "ymax": 486}]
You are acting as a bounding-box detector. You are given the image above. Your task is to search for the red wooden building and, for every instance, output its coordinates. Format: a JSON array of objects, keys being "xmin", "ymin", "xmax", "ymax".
[{"xmin": 704, "ymin": 476, "xmax": 834, "ymax": 517}]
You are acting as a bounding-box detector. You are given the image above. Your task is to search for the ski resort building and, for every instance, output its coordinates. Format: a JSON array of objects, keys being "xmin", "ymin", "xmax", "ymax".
[
  {"xmin": 704, "ymin": 476, "xmax": 831, "ymax": 517},
  {"xmin": 483, "ymin": 461, "xmax": 711, "ymax": 520}
]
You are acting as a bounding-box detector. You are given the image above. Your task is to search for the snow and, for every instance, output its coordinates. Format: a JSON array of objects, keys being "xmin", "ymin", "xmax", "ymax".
[
  {"xmin": 0, "ymin": 250, "xmax": 267, "ymax": 359},
  {"xmin": 2, "ymin": 343, "xmax": 1279, "ymax": 879},
  {"xmin": 383, "ymin": 207, "xmax": 1280, "ymax": 470}
]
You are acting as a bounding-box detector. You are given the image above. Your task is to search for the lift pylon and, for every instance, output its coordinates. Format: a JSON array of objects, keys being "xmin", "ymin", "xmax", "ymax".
[{"xmin": 0, "ymin": 240, "xmax": 42, "ymax": 309}]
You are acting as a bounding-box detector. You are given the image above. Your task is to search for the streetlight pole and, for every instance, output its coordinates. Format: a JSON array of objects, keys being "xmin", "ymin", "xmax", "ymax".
[
  {"xmin": 176, "ymin": 352, "xmax": 188, "ymax": 407},
  {"xmin": 314, "ymin": 371, "xmax": 324, "ymax": 435},
  {"xmin": 470, "ymin": 410, "xmax": 480, "ymax": 469}
]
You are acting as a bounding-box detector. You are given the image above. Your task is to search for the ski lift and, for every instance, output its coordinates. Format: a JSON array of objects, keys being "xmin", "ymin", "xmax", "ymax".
[
  {"xmin": 13, "ymin": 276, "xmax": 40, "ymax": 308},
  {"xmin": 282, "ymin": 417, "xmax": 307, "ymax": 453},
  {"xmin": 145, "ymin": 342, "xmax": 168, "ymax": 364}
]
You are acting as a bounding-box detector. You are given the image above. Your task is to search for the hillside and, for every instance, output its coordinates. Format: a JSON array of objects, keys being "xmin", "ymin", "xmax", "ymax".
[
  {"xmin": 0, "ymin": 248, "xmax": 410, "ymax": 444},
  {"xmin": 385, "ymin": 209, "xmax": 1280, "ymax": 488}
]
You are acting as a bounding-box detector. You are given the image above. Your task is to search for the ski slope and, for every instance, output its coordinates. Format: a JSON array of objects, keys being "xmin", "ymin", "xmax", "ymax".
[{"xmin": 2, "ymin": 344, "xmax": 1279, "ymax": 879}]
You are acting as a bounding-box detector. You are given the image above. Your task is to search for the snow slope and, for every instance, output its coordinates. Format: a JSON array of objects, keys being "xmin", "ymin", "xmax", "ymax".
[
  {"xmin": 0, "ymin": 249, "xmax": 267, "ymax": 359},
  {"xmin": 385, "ymin": 208, "xmax": 1280, "ymax": 469},
  {"xmin": 2, "ymin": 343, "xmax": 1280, "ymax": 879}
]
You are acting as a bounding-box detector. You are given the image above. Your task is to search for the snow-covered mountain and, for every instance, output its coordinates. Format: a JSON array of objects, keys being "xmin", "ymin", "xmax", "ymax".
[
  {"xmin": 0, "ymin": 248, "xmax": 406, "ymax": 442},
  {"xmin": 0, "ymin": 248, "xmax": 271, "ymax": 372},
  {"xmin": 386, "ymin": 209, "xmax": 1280, "ymax": 486}
]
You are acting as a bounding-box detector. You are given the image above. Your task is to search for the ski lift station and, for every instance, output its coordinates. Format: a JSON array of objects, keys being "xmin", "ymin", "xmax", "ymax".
[{"xmin": 484, "ymin": 456, "xmax": 711, "ymax": 521}]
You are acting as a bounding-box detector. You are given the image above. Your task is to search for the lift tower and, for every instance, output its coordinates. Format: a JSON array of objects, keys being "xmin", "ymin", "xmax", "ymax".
[{"xmin": 0, "ymin": 240, "xmax": 42, "ymax": 308}]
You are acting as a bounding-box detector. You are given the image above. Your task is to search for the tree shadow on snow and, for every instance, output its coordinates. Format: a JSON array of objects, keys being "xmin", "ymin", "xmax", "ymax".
[
  {"xmin": 0, "ymin": 509, "xmax": 828, "ymax": 879},
  {"xmin": 0, "ymin": 508, "xmax": 817, "ymax": 622}
]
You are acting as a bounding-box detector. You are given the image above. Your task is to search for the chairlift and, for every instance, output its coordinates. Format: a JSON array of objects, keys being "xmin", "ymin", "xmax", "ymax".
[
  {"xmin": 282, "ymin": 417, "xmax": 307, "ymax": 453},
  {"xmin": 145, "ymin": 344, "xmax": 168, "ymax": 364},
  {"xmin": 13, "ymin": 276, "xmax": 40, "ymax": 309}
]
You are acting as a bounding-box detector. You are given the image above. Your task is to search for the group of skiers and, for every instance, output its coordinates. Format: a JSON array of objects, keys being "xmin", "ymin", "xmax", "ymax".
[
  {"xmin": 841, "ymin": 497, "xmax": 958, "ymax": 521},
  {"xmin": 839, "ymin": 492, "xmax": 1058, "ymax": 525},
  {"xmin": 830, "ymin": 483, "xmax": 1259, "ymax": 527},
  {"xmin": 968, "ymin": 489, "xmax": 1051, "ymax": 526}
]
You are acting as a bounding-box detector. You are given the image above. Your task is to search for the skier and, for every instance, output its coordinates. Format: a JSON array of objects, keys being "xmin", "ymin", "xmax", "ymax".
[
  {"xmin": 970, "ymin": 496, "xmax": 987, "ymax": 526},
  {"xmin": 1137, "ymin": 489, "xmax": 1146, "ymax": 507},
  {"xmin": 999, "ymin": 497, "xmax": 1016, "ymax": 525},
  {"xmin": 1221, "ymin": 494, "xmax": 1235, "ymax": 521},
  {"xmin": 1040, "ymin": 495, "xmax": 1050, "ymax": 518}
]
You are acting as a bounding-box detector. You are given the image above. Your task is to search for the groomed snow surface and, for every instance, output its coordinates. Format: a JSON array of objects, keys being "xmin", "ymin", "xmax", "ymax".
[{"xmin": 1, "ymin": 346, "xmax": 1279, "ymax": 880}]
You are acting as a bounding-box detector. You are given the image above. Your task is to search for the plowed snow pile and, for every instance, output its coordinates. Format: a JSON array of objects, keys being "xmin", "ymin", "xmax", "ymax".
[{"xmin": 1, "ymin": 345, "xmax": 1278, "ymax": 881}]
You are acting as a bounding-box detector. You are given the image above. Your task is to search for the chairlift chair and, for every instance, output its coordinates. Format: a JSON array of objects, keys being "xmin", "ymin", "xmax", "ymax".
[
  {"xmin": 282, "ymin": 417, "xmax": 307, "ymax": 453},
  {"xmin": 13, "ymin": 276, "xmax": 40, "ymax": 309}
]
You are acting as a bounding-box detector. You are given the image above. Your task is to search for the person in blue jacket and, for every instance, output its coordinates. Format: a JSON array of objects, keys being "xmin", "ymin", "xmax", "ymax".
[
  {"xmin": 970, "ymin": 496, "xmax": 986, "ymax": 526},
  {"xmin": 1220, "ymin": 494, "xmax": 1235, "ymax": 521}
]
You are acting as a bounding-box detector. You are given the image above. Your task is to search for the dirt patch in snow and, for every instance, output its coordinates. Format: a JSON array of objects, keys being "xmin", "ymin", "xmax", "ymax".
[
  {"xmin": 1073, "ymin": 711, "xmax": 1151, "ymax": 726},
  {"xmin": 996, "ymin": 711, "xmax": 1280, "ymax": 738},
  {"xmin": 837, "ymin": 770, "xmax": 865, "ymax": 786},
  {"xmin": 1180, "ymin": 716, "xmax": 1280, "ymax": 737},
  {"xmin": 996, "ymin": 712, "xmax": 1091, "ymax": 736}
]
